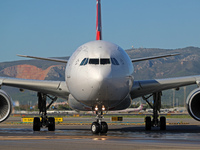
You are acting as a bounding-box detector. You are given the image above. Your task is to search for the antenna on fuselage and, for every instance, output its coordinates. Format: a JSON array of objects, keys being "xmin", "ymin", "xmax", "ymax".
[{"xmin": 96, "ymin": 0, "xmax": 102, "ymax": 40}]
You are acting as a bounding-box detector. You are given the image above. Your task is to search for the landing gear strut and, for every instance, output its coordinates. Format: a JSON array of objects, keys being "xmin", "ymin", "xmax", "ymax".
[
  {"xmin": 143, "ymin": 91, "xmax": 166, "ymax": 131},
  {"xmin": 33, "ymin": 92, "xmax": 57, "ymax": 131},
  {"xmin": 91, "ymin": 111, "xmax": 108, "ymax": 134}
]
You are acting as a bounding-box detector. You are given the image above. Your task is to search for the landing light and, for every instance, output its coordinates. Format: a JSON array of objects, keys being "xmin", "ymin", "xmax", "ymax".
[
  {"xmin": 102, "ymin": 106, "xmax": 105, "ymax": 111},
  {"xmin": 95, "ymin": 106, "xmax": 98, "ymax": 111}
]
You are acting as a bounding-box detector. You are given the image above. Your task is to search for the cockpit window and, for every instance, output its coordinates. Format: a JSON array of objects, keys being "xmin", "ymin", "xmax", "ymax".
[
  {"xmin": 81, "ymin": 58, "xmax": 119, "ymax": 65},
  {"xmin": 100, "ymin": 58, "xmax": 110, "ymax": 65},
  {"xmin": 111, "ymin": 58, "xmax": 119, "ymax": 65},
  {"xmin": 80, "ymin": 58, "xmax": 89, "ymax": 66},
  {"xmin": 89, "ymin": 59, "xmax": 99, "ymax": 65}
]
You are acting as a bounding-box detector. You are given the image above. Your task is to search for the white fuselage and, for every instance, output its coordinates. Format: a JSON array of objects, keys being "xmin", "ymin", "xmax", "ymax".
[{"xmin": 65, "ymin": 40, "xmax": 134, "ymax": 111}]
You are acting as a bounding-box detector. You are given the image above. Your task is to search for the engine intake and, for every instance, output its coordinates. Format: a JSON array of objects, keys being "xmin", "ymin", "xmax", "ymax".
[
  {"xmin": 0, "ymin": 90, "xmax": 12, "ymax": 123},
  {"xmin": 187, "ymin": 88, "xmax": 200, "ymax": 121}
]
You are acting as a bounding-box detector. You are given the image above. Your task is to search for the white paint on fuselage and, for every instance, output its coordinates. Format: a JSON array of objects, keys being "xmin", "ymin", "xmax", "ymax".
[{"xmin": 66, "ymin": 40, "xmax": 134, "ymax": 110}]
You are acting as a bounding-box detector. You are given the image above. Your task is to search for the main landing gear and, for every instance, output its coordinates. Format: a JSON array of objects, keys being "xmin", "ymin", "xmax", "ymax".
[
  {"xmin": 143, "ymin": 92, "xmax": 166, "ymax": 131},
  {"xmin": 33, "ymin": 92, "xmax": 57, "ymax": 131},
  {"xmin": 91, "ymin": 111, "xmax": 108, "ymax": 134}
]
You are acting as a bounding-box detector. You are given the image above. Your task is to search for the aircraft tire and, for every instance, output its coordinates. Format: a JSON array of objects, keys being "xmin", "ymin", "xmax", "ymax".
[
  {"xmin": 91, "ymin": 122, "xmax": 100, "ymax": 134},
  {"xmin": 160, "ymin": 116, "xmax": 166, "ymax": 130},
  {"xmin": 33, "ymin": 117, "xmax": 41, "ymax": 131},
  {"xmin": 145, "ymin": 116, "xmax": 151, "ymax": 131},
  {"xmin": 101, "ymin": 122, "xmax": 108, "ymax": 133},
  {"xmin": 48, "ymin": 117, "xmax": 55, "ymax": 131}
]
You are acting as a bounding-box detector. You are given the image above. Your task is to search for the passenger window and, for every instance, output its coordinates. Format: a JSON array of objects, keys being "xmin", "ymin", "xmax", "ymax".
[
  {"xmin": 100, "ymin": 59, "xmax": 110, "ymax": 65},
  {"xmin": 80, "ymin": 58, "xmax": 88, "ymax": 66},
  {"xmin": 89, "ymin": 59, "xmax": 99, "ymax": 65},
  {"xmin": 111, "ymin": 58, "xmax": 119, "ymax": 65}
]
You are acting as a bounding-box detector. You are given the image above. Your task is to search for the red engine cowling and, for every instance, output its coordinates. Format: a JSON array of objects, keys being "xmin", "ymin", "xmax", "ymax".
[
  {"xmin": 187, "ymin": 88, "xmax": 200, "ymax": 121},
  {"xmin": 0, "ymin": 90, "xmax": 12, "ymax": 123}
]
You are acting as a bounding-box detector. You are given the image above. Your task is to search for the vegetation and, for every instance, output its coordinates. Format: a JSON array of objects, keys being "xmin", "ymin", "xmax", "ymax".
[{"xmin": 14, "ymin": 103, "xmax": 72, "ymax": 111}]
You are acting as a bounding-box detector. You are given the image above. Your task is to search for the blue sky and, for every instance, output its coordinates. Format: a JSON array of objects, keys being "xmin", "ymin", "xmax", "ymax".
[{"xmin": 0, "ymin": 0, "xmax": 200, "ymax": 62}]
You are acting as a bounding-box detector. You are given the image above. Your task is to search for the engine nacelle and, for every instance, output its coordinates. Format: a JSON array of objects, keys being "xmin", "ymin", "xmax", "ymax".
[
  {"xmin": 186, "ymin": 88, "xmax": 200, "ymax": 121},
  {"xmin": 0, "ymin": 90, "xmax": 12, "ymax": 123}
]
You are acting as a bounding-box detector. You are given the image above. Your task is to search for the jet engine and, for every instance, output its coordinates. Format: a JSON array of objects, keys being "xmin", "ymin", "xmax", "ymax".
[
  {"xmin": 0, "ymin": 90, "xmax": 12, "ymax": 123},
  {"xmin": 187, "ymin": 88, "xmax": 200, "ymax": 121}
]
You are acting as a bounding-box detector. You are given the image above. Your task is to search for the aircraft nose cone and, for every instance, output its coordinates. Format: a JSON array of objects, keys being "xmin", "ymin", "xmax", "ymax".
[
  {"xmin": 87, "ymin": 66, "xmax": 131, "ymax": 108},
  {"xmin": 73, "ymin": 65, "xmax": 131, "ymax": 108},
  {"xmin": 88, "ymin": 67, "xmax": 112, "ymax": 99},
  {"xmin": 95, "ymin": 68, "xmax": 112, "ymax": 83}
]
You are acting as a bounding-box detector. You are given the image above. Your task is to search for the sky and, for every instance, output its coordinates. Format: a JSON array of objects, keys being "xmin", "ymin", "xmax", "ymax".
[{"xmin": 0, "ymin": 0, "xmax": 200, "ymax": 62}]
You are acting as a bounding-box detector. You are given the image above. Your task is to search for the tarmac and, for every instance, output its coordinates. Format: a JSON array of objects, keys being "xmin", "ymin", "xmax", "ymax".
[{"xmin": 0, "ymin": 116, "xmax": 200, "ymax": 150}]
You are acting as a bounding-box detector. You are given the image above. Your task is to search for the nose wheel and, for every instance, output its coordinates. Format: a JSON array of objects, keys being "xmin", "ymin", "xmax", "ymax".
[
  {"xmin": 91, "ymin": 121, "xmax": 108, "ymax": 134},
  {"xmin": 91, "ymin": 122, "xmax": 100, "ymax": 134},
  {"xmin": 101, "ymin": 121, "xmax": 108, "ymax": 133},
  {"xmin": 91, "ymin": 111, "xmax": 108, "ymax": 134}
]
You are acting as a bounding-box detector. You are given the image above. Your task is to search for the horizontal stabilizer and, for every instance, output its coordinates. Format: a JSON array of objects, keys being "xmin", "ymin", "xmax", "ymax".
[
  {"xmin": 131, "ymin": 53, "xmax": 180, "ymax": 63},
  {"xmin": 17, "ymin": 54, "xmax": 68, "ymax": 63}
]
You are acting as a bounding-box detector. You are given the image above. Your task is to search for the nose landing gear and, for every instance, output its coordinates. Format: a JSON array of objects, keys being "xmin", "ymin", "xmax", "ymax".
[{"xmin": 91, "ymin": 111, "xmax": 108, "ymax": 134}]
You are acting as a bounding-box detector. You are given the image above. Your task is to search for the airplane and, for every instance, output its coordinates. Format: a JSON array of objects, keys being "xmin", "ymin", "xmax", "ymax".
[
  {"xmin": 0, "ymin": 0, "xmax": 200, "ymax": 134},
  {"xmin": 108, "ymin": 104, "xmax": 144, "ymax": 114}
]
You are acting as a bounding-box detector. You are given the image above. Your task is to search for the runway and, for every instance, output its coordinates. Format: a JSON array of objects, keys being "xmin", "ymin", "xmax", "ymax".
[{"xmin": 1, "ymin": 117, "xmax": 200, "ymax": 150}]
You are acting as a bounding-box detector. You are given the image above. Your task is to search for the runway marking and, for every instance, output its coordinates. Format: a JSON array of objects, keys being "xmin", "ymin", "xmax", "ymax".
[
  {"xmin": 21, "ymin": 118, "xmax": 63, "ymax": 123},
  {"xmin": 168, "ymin": 122, "xmax": 189, "ymax": 125},
  {"xmin": 0, "ymin": 135, "xmax": 129, "ymax": 141},
  {"xmin": 4, "ymin": 122, "xmax": 190, "ymax": 125}
]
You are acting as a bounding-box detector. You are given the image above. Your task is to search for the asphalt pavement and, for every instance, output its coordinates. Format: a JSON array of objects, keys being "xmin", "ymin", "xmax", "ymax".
[{"xmin": 0, "ymin": 117, "xmax": 200, "ymax": 150}]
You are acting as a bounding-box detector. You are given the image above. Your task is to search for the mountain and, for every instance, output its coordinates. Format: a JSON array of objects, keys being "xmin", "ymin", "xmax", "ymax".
[
  {"xmin": 126, "ymin": 46, "xmax": 200, "ymax": 79},
  {"xmin": 0, "ymin": 47, "xmax": 200, "ymax": 106}
]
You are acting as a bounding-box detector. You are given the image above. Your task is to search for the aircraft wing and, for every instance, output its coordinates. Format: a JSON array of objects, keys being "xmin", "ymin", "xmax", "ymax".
[
  {"xmin": 131, "ymin": 53, "xmax": 180, "ymax": 63},
  {"xmin": 0, "ymin": 77, "xmax": 70, "ymax": 99},
  {"xmin": 17, "ymin": 54, "xmax": 68, "ymax": 63},
  {"xmin": 130, "ymin": 75, "xmax": 200, "ymax": 99}
]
